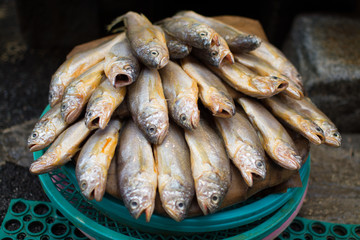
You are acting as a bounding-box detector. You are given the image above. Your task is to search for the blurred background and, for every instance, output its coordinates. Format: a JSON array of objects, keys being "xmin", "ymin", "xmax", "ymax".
[{"xmin": 1, "ymin": 0, "xmax": 359, "ymax": 228}]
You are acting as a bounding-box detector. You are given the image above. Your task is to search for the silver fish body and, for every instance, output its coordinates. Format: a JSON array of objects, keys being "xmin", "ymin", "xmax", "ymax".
[
  {"xmin": 180, "ymin": 56, "xmax": 235, "ymax": 118},
  {"xmin": 85, "ymin": 79, "xmax": 126, "ymax": 130},
  {"xmin": 104, "ymin": 34, "xmax": 141, "ymax": 88},
  {"xmin": 117, "ymin": 119, "xmax": 157, "ymax": 222},
  {"xmin": 76, "ymin": 119, "xmax": 121, "ymax": 201},
  {"xmin": 61, "ymin": 61, "xmax": 105, "ymax": 124},
  {"xmin": 214, "ymin": 110, "xmax": 266, "ymax": 187},
  {"xmin": 27, "ymin": 103, "xmax": 68, "ymax": 152},
  {"xmin": 238, "ymin": 97, "xmax": 302, "ymax": 170},
  {"xmin": 184, "ymin": 118, "xmax": 231, "ymax": 215},
  {"xmin": 29, "ymin": 118, "xmax": 91, "ymax": 174},
  {"xmin": 49, "ymin": 33, "xmax": 124, "ymax": 107},
  {"xmin": 154, "ymin": 124, "xmax": 194, "ymax": 221},
  {"xmin": 164, "ymin": 32, "xmax": 192, "ymax": 59},
  {"xmin": 159, "ymin": 60, "xmax": 200, "ymax": 130},
  {"xmin": 127, "ymin": 67, "xmax": 169, "ymax": 144}
]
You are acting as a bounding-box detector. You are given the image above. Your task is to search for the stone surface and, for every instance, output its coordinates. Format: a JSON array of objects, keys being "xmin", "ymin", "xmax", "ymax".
[
  {"xmin": 283, "ymin": 14, "xmax": 360, "ymax": 133},
  {"xmin": 299, "ymin": 134, "xmax": 360, "ymax": 224}
]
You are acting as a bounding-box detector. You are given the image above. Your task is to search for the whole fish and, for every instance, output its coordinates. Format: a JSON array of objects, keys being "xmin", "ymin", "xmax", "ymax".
[
  {"xmin": 108, "ymin": 11, "xmax": 169, "ymax": 69},
  {"xmin": 127, "ymin": 67, "xmax": 169, "ymax": 144},
  {"xmin": 27, "ymin": 103, "xmax": 68, "ymax": 152},
  {"xmin": 117, "ymin": 120, "xmax": 157, "ymax": 222},
  {"xmin": 29, "ymin": 118, "xmax": 91, "ymax": 174},
  {"xmin": 61, "ymin": 61, "xmax": 104, "ymax": 124},
  {"xmin": 208, "ymin": 61, "xmax": 288, "ymax": 98},
  {"xmin": 184, "ymin": 118, "xmax": 231, "ymax": 215},
  {"xmin": 76, "ymin": 119, "xmax": 121, "ymax": 201},
  {"xmin": 164, "ymin": 32, "xmax": 192, "ymax": 59},
  {"xmin": 238, "ymin": 97, "xmax": 302, "ymax": 170},
  {"xmin": 214, "ymin": 110, "xmax": 266, "ymax": 187},
  {"xmin": 104, "ymin": 35, "xmax": 141, "ymax": 88},
  {"xmin": 278, "ymin": 95, "xmax": 341, "ymax": 147},
  {"xmin": 180, "ymin": 56, "xmax": 235, "ymax": 118},
  {"xmin": 153, "ymin": 124, "xmax": 194, "ymax": 222},
  {"xmin": 157, "ymin": 16, "xmax": 220, "ymax": 49},
  {"xmin": 159, "ymin": 60, "xmax": 200, "ymax": 130},
  {"xmin": 262, "ymin": 96, "xmax": 325, "ymax": 145},
  {"xmin": 175, "ymin": 10, "xmax": 262, "ymax": 53},
  {"xmin": 192, "ymin": 34, "xmax": 234, "ymax": 67},
  {"xmin": 234, "ymin": 53, "xmax": 303, "ymax": 99},
  {"xmin": 251, "ymin": 41, "xmax": 303, "ymax": 90},
  {"xmin": 85, "ymin": 79, "xmax": 126, "ymax": 130},
  {"xmin": 49, "ymin": 33, "xmax": 124, "ymax": 107}
]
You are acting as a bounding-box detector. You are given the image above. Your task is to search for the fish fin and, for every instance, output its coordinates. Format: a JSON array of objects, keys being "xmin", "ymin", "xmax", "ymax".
[{"xmin": 107, "ymin": 15, "xmax": 125, "ymax": 32}]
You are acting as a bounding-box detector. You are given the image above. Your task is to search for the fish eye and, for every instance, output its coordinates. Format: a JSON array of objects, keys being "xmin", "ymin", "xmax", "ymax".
[
  {"xmin": 256, "ymin": 160, "xmax": 264, "ymax": 168},
  {"xmin": 150, "ymin": 50, "xmax": 159, "ymax": 57},
  {"xmin": 297, "ymin": 74, "xmax": 301, "ymax": 78},
  {"xmin": 124, "ymin": 64, "xmax": 132, "ymax": 71},
  {"xmin": 49, "ymin": 93, "xmax": 53, "ymax": 101},
  {"xmin": 31, "ymin": 132, "xmax": 38, "ymax": 139},
  {"xmin": 176, "ymin": 201, "xmax": 185, "ymax": 210},
  {"xmin": 130, "ymin": 199, "xmax": 139, "ymax": 209},
  {"xmin": 333, "ymin": 132, "xmax": 339, "ymax": 137},
  {"xmin": 80, "ymin": 181, "xmax": 87, "ymax": 190},
  {"xmin": 200, "ymin": 31, "xmax": 208, "ymax": 37},
  {"xmin": 87, "ymin": 111, "xmax": 92, "ymax": 117},
  {"xmin": 61, "ymin": 104, "xmax": 67, "ymax": 111},
  {"xmin": 211, "ymin": 50, "xmax": 218, "ymax": 56},
  {"xmin": 180, "ymin": 114, "xmax": 187, "ymax": 123},
  {"xmin": 211, "ymin": 194, "xmax": 219, "ymax": 204},
  {"xmin": 315, "ymin": 127, "xmax": 322, "ymax": 132},
  {"xmin": 272, "ymin": 76, "xmax": 279, "ymax": 79},
  {"xmin": 147, "ymin": 124, "xmax": 157, "ymax": 135}
]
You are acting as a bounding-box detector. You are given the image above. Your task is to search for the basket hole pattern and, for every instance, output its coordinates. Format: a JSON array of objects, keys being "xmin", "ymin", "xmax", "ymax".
[
  {"xmin": 22, "ymin": 215, "xmax": 31, "ymax": 222},
  {"xmin": 27, "ymin": 221, "xmax": 44, "ymax": 234},
  {"xmin": 11, "ymin": 202, "xmax": 27, "ymax": 215},
  {"xmin": 5, "ymin": 219, "xmax": 21, "ymax": 232},
  {"xmin": 332, "ymin": 225, "xmax": 348, "ymax": 237},
  {"xmin": 40, "ymin": 235, "xmax": 50, "ymax": 240},
  {"xmin": 33, "ymin": 204, "xmax": 50, "ymax": 216},
  {"xmin": 311, "ymin": 222, "xmax": 326, "ymax": 234},
  {"xmin": 289, "ymin": 219, "xmax": 304, "ymax": 232},
  {"xmin": 51, "ymin": 223, "xmax": 68, "ymax": 236}
]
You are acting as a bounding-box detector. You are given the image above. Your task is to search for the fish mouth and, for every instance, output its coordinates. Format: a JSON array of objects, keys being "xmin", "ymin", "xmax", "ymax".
[
  {"xmin": 303, "ymin": 123, "xmax": 325, "ymax": 145},
  {"xmin": 80, "ymin": 180, "xmax": 106, "ymax": 202},
  {"xmin": 163, "ymin": 206, "xmax": 186, "ymax": 222},
  {"xmin": 28, "ymin": 143, "xmax": 43, "ymax": 152},
  {"xmin": 240, "ymin": 168, "xmax": 266, "ymax": 187},
  {"xmin": 130, "ymin": 205, "xmax": 154, "ymax": 222},
  {"xmin": 274, "ymin": 140, "xmax": 302, "ymax": 170},
  {"xmin": 210, "ymin": 33, "xmax": 220, "ymax": 47},
  {"xmin": 218, "ymin": 51, "xmax": 235, "ymax": 66},
  {"xmin": 324, "ymin": 135, "xmax": 341, "ymax": 147},
  {"xmin": 210, "ymin": 98, "xmax": 235, "ymax": 118},
  {"xmin": 283, "ymin": 82, "xmax": 304, "ymax": 100},
  {"xmin": 30, "ymin": 155, "xmax": 57, "ymax": 175},
  {"xmin": 252, "ymin": 76, "xmax": 289, "ymax": 97},
  {"xmin": 158, "ymin": 56, "xmax": 169, "ymax": 69},
  {"xmin": 108, "ymin": 66, "xmax": 134, "ymax": 88}
]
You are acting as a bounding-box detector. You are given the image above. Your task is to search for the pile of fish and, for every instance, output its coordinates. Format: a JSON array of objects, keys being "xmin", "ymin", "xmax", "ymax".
[{"xmin": 27, "ymin": 10, "xmax": 341, "ymax": 222}]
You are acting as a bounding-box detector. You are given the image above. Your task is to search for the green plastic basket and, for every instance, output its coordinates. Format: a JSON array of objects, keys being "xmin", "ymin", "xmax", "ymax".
[{"xmin": 31, "ymin": 105, "xmax": 311, "ymax": 239}]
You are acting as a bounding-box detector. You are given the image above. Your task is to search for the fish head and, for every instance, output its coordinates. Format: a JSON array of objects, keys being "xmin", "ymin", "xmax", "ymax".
[
  {"xmin": 139, "ymin": 106, "xmax": 169, "ymax": 144},
  {"xmin": 299, "ymin": 120, "xmax": 325, "ymax": 145},
  {"xmin": 208, "ymin": 88, "xmax": 235, "ymax": 118},
  {"xmin": 167, "ymin": 40, "xmax": 192, "ymax": 59},
  {"xmin": 317, "ymin": 121, "xmax": 341, "ymax": 147},
  {"xmin": 78, "ymin": 165, "xmax": 106, "ymax": 202},
  {"xmin": 251, "ymin": 76, "xmax": 288, "ymax": 97},
  {"xmin": 173, "ymin": 95, "xmax": 200, "ymax": 130},
  {"xmin": 121, "ymin": 182, "xmax": 156, "ymax": 222},
  {"xmin": 49, "ymin": 84, "xmax": 64, "ymax": 107},
  {"xmin": 108, "ymin": 57, "xmax": 140, "ymax": 88},
  {"xmin": 273, "ymin": 139, "xmax": 302, "ymax": 170},
  {"xmin": 196, "ymin": 172, "xmax": 228, "ymax": 215},
  {"xmin": 85, "ymin": 102, "xmax": 112, "ymax": 130},
  {"xmin": 138, "ymin": 44, "xmax": 169, "ymax": 69},
  {"xmin": 190, "ymin": 23, "xmax": 219, "ymax": 48},
  {"xmin": 61, "ymin": 96, "xmax": 82, "ymax": 124},
  {"xmin": 27, "ymin": 121, "xmax": 56, "ymax": 152},
  {"xmin": 235, "ymin": 144, "xmax": 266, "ymax": 187},
  {"xmin": 161, "ymin": 180, "xmax": 193, "ymax": 222},
  {"xmin": 232, "ymin": 34, "xmax": 262, "ymax": 52}
]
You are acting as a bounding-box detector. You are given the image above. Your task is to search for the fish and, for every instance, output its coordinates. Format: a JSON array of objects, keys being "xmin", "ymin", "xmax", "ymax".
[
  {"xmin": 175, "ymin": 10, "xmax": 262, "ymax": 53},
  {"xmin": 184, "ymin": 118, "xmax": 231, "ymax": 215},
  {"xmin": 27, "ymin": 103, "xmax": 69, "ymax": 152},
  {"xmin": 191, "ymin": 34, "xmax": 234, "ymax": 67},
  {"xmin": 234, "ymin": 53, "xmax": 304, "ymax": 99},
  {"xmin": 85, "ymin": 79, "xmax": 126, "ymax": 130},
  {"xmin": 262, "ymin": 96, "xmax": 325, "ymax": 145},
  {"xmin": 208, "ymin": 60, "xmax": 288, "ymax": 98},
  {"xmin": 238, "ymin": 97, "xmax": 302, "ymax": 170},
  {"xmin": 76, "ymin": 119, "xmax": 121, "ymax": 201},
  {"xmin": 158, "ymin": 60, "xmax": 200, "ymax": 130},
  {"xmin": 278, "ymin": 95, "xmax": 341, "ymax": 147},
  {"xmin": 164, "ymin": 32, "xmax": 192, "ymax": 59},
  {"xmin": 49, "ymin": 33, "xmax": 125, "ymax": 107},
  {"xmin": 117, "ymin": 119, "xmax": 157, "ymax": 222},
  {"xmin": 153, "ymin": 124, "xmax": 195, "ymax": 221},
  {"xmin": 214, "ymin": 110, "xmax": 266, "ymax": 187},
  {"xmin": 108, "ymin": 11, "xmax": 169, "ymax": 69},
  {"xmin": 180, "ymin": 56, "xmax": 235, "ymax": 118},
  {"xmin": 127, "ymin": 67, "xmax": 169, "ymax": 144},
  {"xmin": 61, "ymin": 61, "xmax": 104, "ymax": 124},
  {"xmin": 29, "ymin": 118, "xmax": 91, "ymax": 174},
  {"xmin": 157, "ymin": 16, "xmax": 220, "ymax": 49},
  {"xmin": 251, "ymin": 41, "xmax": 303, "ymax": 90},
  {"xmin": 104, "ymin": 34, "xmax": 141, "ymax": 88}
]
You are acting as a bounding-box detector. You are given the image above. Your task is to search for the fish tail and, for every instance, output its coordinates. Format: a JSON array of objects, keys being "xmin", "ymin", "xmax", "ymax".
[{"xmin": 106, "ymin": 15, "xmax": 126, "ymax": 32}]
